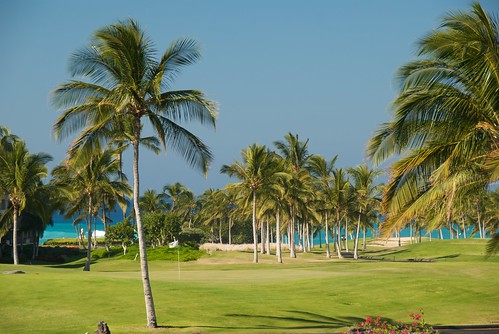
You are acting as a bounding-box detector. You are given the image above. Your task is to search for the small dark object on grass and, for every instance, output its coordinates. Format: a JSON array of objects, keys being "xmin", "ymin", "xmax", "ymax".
[
  {"xmin": 94, "ymin": 321, "xmax": 111, "ymax": 334},
  {"xmin": 3, "ymin": 270, "xmax": 25, "ymax": 274}
]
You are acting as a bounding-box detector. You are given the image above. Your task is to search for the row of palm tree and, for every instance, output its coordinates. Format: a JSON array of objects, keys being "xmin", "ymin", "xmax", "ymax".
[{"xmin": 215, "ymin": 133, "xmax": 383, "ymax": 263}]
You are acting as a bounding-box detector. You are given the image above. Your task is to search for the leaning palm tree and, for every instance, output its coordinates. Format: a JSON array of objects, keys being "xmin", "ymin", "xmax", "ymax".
[
  {"xmin": 367, "ymin": 3, "xmax": 498, "ymax": 249},
  {"xmin": 51, "ymin": 19, "xmax": 217, "ymax": 327},
  {"xmin": 0, "ymin": 140, "xmax": 51, "ymax": 265}
]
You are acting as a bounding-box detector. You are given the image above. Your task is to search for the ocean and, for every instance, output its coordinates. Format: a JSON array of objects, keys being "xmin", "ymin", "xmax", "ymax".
[
  {"xmin": 41, "ymin": 212, "xmax": 481, "ymax": 244},
  {"xmin": 41, "ymin": 211, "xmax": 127, "ymax": 243}
]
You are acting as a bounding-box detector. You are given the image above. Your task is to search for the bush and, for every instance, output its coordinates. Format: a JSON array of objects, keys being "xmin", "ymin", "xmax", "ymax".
[
  {"xmin": 122, "ymin": 244, "xmax": 203, "ymax": 261},
  {"xmin": 178, "ymin": 228, "xmax": 208, "ymax": 247}
]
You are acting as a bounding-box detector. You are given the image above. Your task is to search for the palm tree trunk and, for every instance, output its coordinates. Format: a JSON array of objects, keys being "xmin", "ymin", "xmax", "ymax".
[
  {"xmin": 12, "ymin": 205, "xmax": 19, "ymax": 265},
  {"xmin": 84, "ymin": 196, "xmax": 92, "ymax": 271},
  {"xmin": 335, "ymin": 212, "xmax": 343, "ymax": 259},
  {"xmin": 354, "ymin": 210, "xmax": 362, "ymax": 260},
  {"xmin": 325, "ymin": 212, "xmax": 330, "ymax": 258},
  {"xmin": 252, "ymin": 190, "xmax": 258, "ymax": 263},
  {"xmin": 266, "ymin": 219, "xmax": 271, "ymax": 255},
  {"xmin": 276, "ymin": 210, "xmax": 282, "ymax": 264},
  {"xmin": 362, "ymin": 226, "xmax": 367, "ymax": 250},
  {"xmin": 290, "ymin": 207, "xmax": 296, "ymax": 258},
  {"xmin": 260, "ymin": 220, "xmax": 265, "ymax": 254},
  {"xmin": 345, "ymin": 219, "xmax": 349, "ymax": 252},
  {"xmin": 219, "ymin": 219, "xmax": 223, "ymax": 244},
  {"xmin": 133, "ymin": 120, "xmax": 157, "ymax": 328},
  {"xmin": 228, "ymin": 217, "xmax": 232, "ymax": 245}
]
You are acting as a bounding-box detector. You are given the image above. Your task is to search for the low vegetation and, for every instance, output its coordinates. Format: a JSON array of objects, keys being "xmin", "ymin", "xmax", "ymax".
[{"xmin": 1, "ymin": 239, "xmax": 497, "ymax": 334}]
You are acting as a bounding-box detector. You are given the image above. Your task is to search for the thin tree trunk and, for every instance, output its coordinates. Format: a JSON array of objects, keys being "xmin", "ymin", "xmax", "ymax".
[
  {"xmin": 335, "ymin": 212, "xmax": 343, "ymax": 258},
  {"xmin": 266, "ymin": 219, "xmax": 271, "ymax": 255},
  {"xmin": 276, "ymin": 210, "xmax": 282, "ymax": 264},
  {"xmin": 325, "ymin": 212, "xmax": 330, "ymax": 258},
  {"xmin": 260, "ymin": 220, "xmax": 264, "ymax": 254},
  {"xmin": 133, "ymin": 121, "xmax": 157, "ymax": 328},
  {"xmin": 362, "ymin": 226, "xmax": 367, "ymax": 251},
  {"xmin": 462, "ymin": 219, "xmax": 467, "ymax": 239},
  {"xmin": 12, "ymin": 205, "xmax": 19, "ymax": 265},
  {"xmin": 354, "ymin": 209, "xmax": 362, "ymax": 260},
  {"xmin": 252, "ymin": 191, "xmax": 258, "ymax": 263},
  {"xmin": 84, "ymin": 195, "xmax": 93, "ymax": 271},
  {"xmin": 345, "ymin": 219, "xmax": 349, "ymax": 252},
  {"xmin": 228, "ymin": 217, "xmax": 232, "ymax": 245},
  {"xmin": 290, "ymin": 207, "xmax": 296, "ymax": 258},
  {"xmin": 219, "ymin": 219, "xmax": 223, "ymax": 244}
]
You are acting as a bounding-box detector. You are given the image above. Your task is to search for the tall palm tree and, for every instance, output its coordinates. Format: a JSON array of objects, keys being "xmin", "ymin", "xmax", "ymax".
[
  {"xmin": 330, "ymin": 168, "xmax": 350, "ymax": 259},
  {"xmin": 308, "ymin": 154, "xmax": 337, "ymax": 258},
  {"xmin": 221, "ymin": 144, "xmax": 282, "ymax": 263},
  {"xmin": 0, "ymin": 140, "xmax": 51, "ymax": 264},
  {"xmin": 51, "ymin": 147, "xmax": 130, "ymax": 271},
  {"xmin": 274, "ymin": 133, "xmax": 312, "ymax": 257},
  {"xmin": 51, "ymin": 19, "xmax": 217, "ymax": 327},
  {"xmin": 367, "ymin": 3, "xmax": 498, "ymax": 248},
  {"xmin": 348, "ymin": 164, "xmax": 382, "ymax": 259}
]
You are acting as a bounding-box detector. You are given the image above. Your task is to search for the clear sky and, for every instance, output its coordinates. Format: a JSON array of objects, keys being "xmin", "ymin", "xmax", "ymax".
[{"xmin": 1, "ymin": 0, "xmax": 497, "ymax": 195}]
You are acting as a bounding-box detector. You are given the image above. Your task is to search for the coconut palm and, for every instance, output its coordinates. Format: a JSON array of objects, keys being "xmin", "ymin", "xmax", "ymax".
[
  {"xmin": 0, "ymin": 140, "xmax": 51, "ymax": 264},
  {"xmin": 51, "ymin": 19, "xmax": 217, "ymax": 326},
  {"xmin": 163, "ymin": 182, "xmax": 188, "ymax": 211},
  {"xmin": 367, "ymin": 3, "xmax": 498, "ymax": 249},
  {"xmin": 221, "ymin": 144, "xmax": 282, "ymax": 263},
  {"xmin": 329, "ymin": 168, "xmax": 350, "ymax": 259},
  {"xmin": 139, "ymin": 189, "xmax": 167, "ymax": 214},
  {"xmin": 308, "ymin": 154, "xmax": 337, "ymax": 258},
  {"xmin": 348, "ymin": 164, "xmax": 383, "ymax": 259},
  {"xmin": 51, "ymin": 147, "xmax": 130, "ymax": 271},
  {"xmin": 274, "ymin": 133, "xmax": 312, "ymax": 257}
]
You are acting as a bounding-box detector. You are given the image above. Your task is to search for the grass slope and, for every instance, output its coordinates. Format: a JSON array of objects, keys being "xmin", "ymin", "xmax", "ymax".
[{"xmin": 0, "ymin": 239, "xmax": 498, "ymax": 333}]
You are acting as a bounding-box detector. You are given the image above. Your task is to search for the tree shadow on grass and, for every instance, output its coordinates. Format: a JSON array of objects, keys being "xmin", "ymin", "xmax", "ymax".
[
  {"xmin": 159, "ymin": 310, "xmax": 363, "ymax": 332},
  {"xmin": 48, "ymin": 260, "xmax": 93, "ymax": 269}
]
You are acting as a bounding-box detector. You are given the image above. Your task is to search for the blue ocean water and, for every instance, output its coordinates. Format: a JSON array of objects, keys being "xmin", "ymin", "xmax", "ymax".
[
  {"xmin": 41, "ymin": 211, "xmax": 127, "ymax": 243},
  {"xmin": 42, "ymin": 211, "xmax": 485, "ymax": 244}
]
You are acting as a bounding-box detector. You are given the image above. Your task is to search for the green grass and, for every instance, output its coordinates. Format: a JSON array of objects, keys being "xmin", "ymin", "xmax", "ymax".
[{"xmin": 1, "ymin": 239, "xmax": 498, "ymax": 333}]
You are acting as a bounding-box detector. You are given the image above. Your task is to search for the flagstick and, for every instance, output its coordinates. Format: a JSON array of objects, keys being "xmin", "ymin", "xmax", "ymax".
[{"xmin": 177, "ymin": 247, "xmax": 180, "ymax": 280}]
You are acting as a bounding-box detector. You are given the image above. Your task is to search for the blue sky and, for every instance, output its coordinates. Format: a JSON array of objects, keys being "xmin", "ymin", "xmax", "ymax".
[{"xmin": 1, "ymin": 0, "xmax": 497, "ymax": 195}]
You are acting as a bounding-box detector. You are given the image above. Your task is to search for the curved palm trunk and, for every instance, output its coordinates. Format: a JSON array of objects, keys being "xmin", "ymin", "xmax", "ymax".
[
  {"xmin": 12, "ymin": 204, "xmax": 19, "ymax": 265},
  {"xmin": 276, "ymin": 210, "xmax": 282, "ymax": 264},
  {"xmin": 353, "ymin": 209, "xmax": 362, "ymax": 260},
  {"xmin": 324, "ymin": 212, "xmax": 331, "ymax": 258},
  {"xmin": 335, "ymin": 212, "xmax": 343, "ymax": 259},
  {"xmin": 252, "ymin": 190, "xmax": 258, "ymax": 263},
  {"xmin": 133, "ymin": 120, "xmax": 157, "ymax": 328}
]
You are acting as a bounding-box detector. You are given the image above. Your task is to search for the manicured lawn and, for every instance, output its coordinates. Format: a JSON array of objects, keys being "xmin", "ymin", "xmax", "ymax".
[{"xmin": 1, "ymin": 239, "xmax": 498, "ymax": 333}]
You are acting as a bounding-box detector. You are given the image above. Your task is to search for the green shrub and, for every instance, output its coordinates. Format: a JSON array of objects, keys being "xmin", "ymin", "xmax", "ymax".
[{"xmin": 122, "ymin": 245, "xmax": 203, "ymax": 261}]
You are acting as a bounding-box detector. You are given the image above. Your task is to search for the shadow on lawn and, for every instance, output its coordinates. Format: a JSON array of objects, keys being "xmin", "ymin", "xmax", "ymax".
[
  {"xmin": 160, "ymin": 310, "xmax": 362, "ymax": 331},
  {"xmin": 48, "ymin": 261, "xmax": 94, "ymax": 269}
]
